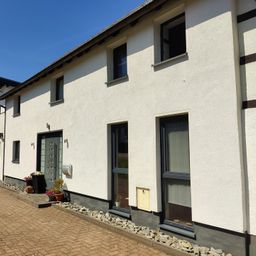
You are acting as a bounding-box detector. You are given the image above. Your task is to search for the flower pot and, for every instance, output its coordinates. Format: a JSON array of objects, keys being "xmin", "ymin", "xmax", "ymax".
[
  {"xmin": 55, "ymin": 192, "xmax": 64, "ymax": 202},
  {"xmin": 115, "ymin": 201, "xmax": 120, "ymax": 207},
  {"xmin": 24, "ymin": 186, "xmax": 34, "ymax": 194}
]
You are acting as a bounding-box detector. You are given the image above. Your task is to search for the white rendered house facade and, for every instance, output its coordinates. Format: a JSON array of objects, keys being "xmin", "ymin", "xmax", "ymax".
[
  {"xmin": 1, "ymin": 0, "xmax": 256, "ymax": 255},
  {"xmin": 0, "ymin": 77, "xmax": 20, "ymax": 180}
]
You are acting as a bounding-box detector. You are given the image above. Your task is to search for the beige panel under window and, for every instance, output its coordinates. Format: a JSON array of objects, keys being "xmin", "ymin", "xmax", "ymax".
[{"xmin": 137, "ymin": 187, "xmax": 150, "ymax": 212}]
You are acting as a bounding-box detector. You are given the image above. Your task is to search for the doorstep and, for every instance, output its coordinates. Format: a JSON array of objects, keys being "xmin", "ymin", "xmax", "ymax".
[
  {"xmin": 53, "ymin": 204, "xmax": 191, "ymax": 256},
  {"xmin": 0, "ymin": 183, "xmax": 55, "ymax": 208},
  {"xmin": 160, "ymin": 224, "xmax": 196, "ymax": 239},
  {"xmin": 108, "ymin": 209, "xmax": 131, "ymax": 219},
  {"xmin": 10, "ymin": 192, "xmax": 56, "ymax": 208}
]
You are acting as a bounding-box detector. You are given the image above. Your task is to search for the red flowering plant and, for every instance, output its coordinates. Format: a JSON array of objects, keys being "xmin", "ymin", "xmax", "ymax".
[
  {"xmin": 24, "ymin": 176, "xmax": 32, "ymax": 181},
  {"xmin": 24, "ymin": 175, "xmax": 33, "ymax": 187},
  {"xmin": 46, "ymin": 189, "xmax": 56, "ymax": 201}
]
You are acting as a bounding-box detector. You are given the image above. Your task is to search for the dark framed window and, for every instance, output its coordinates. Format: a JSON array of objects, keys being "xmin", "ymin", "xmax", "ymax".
[
  {"xmin": 55, "ymin": 76, "xmax": 64, "ymax": 101},
  {"xmin": 160, "ymin": 114, "xmax": 192, "ymax": 228},
  {"xmin": 161, "ymin": 13, "xmax": 186, "ymax": 61},
  {"xmin": 111, "ymin": 123, "xmax": 129, "ymax": 211},
  {"xmin": 113, "ymin": 44, "xmax": 127, "ymax": 80},
  {"xmin": 13, "ymin": 96, "xmax": 20, "ymax": 116},
  {"xmin": 12, "ymin": 141, "xmax": 20, "ymax": 163},
  {"xmin": 51, "ymin": 76, "xmax": 64, "ymax": 103}
]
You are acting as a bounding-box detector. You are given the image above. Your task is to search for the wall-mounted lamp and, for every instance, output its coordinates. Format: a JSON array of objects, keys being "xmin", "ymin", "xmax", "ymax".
[
  {"xmin": 64, "ymin": 139, "xmax": 69, "ymax": 148},
  {"xmin": 31, "ymin": 142, "xmax": 35, "ymax": 149},
  {"xmin": 46, "ymin": 123, "xmax": 50, "ymax": 130}
]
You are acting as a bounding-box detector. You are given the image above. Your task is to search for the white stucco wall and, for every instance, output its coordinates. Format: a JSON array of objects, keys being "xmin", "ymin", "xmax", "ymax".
[
  {"xmin": 238, "ymin": 0, "xmax": 256, "ymax": 101},
  {"xmin": 0, "ymin": 85, "xmax": 14, "ymax": 180},
  {"xmin": 0, "ymin": 112, "xmax": 4, "ymax": 180},
  {"xmin": 4, "ymin": 0, "xmax": 245, "ymax": 233},
  {"xmin": 244, "ymin": 109, "xmax": 256, "ymax": 235},
  {"xmin": 238, "ymin": 0, "xmax": 256, "ymax": 235}
]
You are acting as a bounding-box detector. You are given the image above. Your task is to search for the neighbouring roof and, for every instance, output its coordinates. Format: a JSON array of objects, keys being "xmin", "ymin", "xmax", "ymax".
[
  {"xmin": 0, "ymin": 77, "xmax": 20, "ymax": 88},
  {"xmin": 0, "ymin": 0, "xmax": 169, "ymax": 100}
]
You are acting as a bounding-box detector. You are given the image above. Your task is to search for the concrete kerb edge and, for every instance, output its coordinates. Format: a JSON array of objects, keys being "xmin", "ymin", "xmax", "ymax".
[{"xmin": 53, "ymin": 204, "xmax": 191, "ymax": 256}]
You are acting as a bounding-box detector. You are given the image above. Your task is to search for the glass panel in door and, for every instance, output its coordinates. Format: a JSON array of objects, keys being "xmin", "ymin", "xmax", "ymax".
[
  {"xmin": 112, "ymin": 124, "xmax": 129, "ymax": 210},
  {"xmin": 113, "ymin": 173, "xmax": 129, "ymax": 209},
  {"xmin": 164, "ymin": 179, "xmax": 192, "ymax": 226}
]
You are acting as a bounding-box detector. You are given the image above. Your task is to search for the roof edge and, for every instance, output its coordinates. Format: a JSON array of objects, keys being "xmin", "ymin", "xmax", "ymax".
[
  {"xmin": 0, "ymin": 77, "xmax": 21, "ymax": 87},
  {"xmin": 0, "ymin": 0, "xmax": 168, "ymax": 100}
]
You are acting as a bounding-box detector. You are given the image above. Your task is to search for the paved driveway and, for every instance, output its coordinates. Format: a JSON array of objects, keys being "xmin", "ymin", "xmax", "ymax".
[{"xmin": 0, "ymin": 188, "xmax": 167, "ymax": 256}]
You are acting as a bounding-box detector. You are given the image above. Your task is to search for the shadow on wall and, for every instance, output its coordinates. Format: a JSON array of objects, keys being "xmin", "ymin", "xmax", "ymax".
[
  {"xmin": 6, "ymin": 81, "xmax": 50, "ymax": 109},
  {"xmin": 239, "ymin": 20, "xmax": 255, "ymax": 101},
  {"xmin": 6, "ymin": 0, "xmax": 233, "ymax": 107},
  {"xmin": 186, "ymin": 0, "xmax": 232, "ymax": 30},
  {"xmin": 62, "ymin": 182, "xmax": 70, "ymax": 202},
  {"xmin": 64, "ymin": 49, "xmax": 106, "ymax": 85},
  {"xmin": 240, "ymin": 65, "xmax": 248, "ymax": 101}
]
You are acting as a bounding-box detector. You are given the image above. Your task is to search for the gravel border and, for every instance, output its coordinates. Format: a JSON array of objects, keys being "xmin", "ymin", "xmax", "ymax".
[{"xmin": 55, "ymin": 202, "xmax": 232, "ymax": 256}]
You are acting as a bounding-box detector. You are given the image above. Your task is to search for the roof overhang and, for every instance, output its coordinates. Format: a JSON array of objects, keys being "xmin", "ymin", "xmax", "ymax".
[
  {"xmin": 0, "ymin": 77, "xmax": 20, "ymax": 88},
  {"xmin": 0, "ymin": 0, "xmax": 169, "ymax": 100}
]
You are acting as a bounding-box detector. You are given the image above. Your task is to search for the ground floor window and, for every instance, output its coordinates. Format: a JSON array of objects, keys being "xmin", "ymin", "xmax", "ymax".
[
  {"xmin": 111, "ymin": 123, "xmax": 129, "ymax": 210},
  {"xmin": 160, "ymin": 114, "xmax": 192, "ymax": 227},
  {"xmin": 12, "ymin": 140, "xmax": 20, "ymax": 163}
]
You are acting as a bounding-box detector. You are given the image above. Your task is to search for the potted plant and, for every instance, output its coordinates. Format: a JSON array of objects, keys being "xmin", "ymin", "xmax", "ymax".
[
  {"xmin": 115, "ymin": 194, "xmax": 121, "ymax": 208},
  {"xmin": 24, "ymin": 175, "xmax": 33, "ymax": 186},
  {"xmin": 53, "ymin": 178, "xmax": 64, "ymax": 201},
  {"xmin": 46, "ymin": 189, "xmax": 56, "ymax": 201}
]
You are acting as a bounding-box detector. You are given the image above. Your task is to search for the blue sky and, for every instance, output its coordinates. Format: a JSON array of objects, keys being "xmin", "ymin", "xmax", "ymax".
[{"xmin": 0, "ymin": 0, "xmax": 145, "ymax": 82}]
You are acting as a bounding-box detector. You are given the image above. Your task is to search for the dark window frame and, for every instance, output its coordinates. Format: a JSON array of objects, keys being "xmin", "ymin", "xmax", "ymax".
[
  {"xmin": 160, "ymin": 114, "xmax": 192, "ymax": 229},
  {"xmin": 113, "ymin": 43, "xmax": 127, "ymax": 80},
  {"xmin": 160, "ymin": 13, "xmax": 186, "ymax": 62},
  {"xmin": 55, "ymin": 76, "xmax": 64, "ymax": 101},
  {"xmin": 50, "ymin": 76, "xmax": 64, "ymax": 105},
  {"xmin": 12, "ymin": 140, "xmax": 20, "ymax": 163},
  {"xmin": 13, "ymin": 95, "xmax": 21, "ymax": 116},
  {"xmin": 111, "ymin": 123, "xmax": 129, "ymax": 173},
  {"xmin": 111, "ymin": 123, "xmax": 129, "ymax": 213}
]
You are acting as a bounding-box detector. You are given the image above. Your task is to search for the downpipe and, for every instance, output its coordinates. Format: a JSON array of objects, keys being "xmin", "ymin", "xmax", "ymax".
[{"xmin": 1, "ymin": 105, "xmax": 6, "ymax": 182}]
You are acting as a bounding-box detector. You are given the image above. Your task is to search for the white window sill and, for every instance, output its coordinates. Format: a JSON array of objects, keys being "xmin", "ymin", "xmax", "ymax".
[
  {"xmin": 12, "ymin": 113, "xmax": 20, "ymax": 118},
  {"xmin": 152, "ymin": 52, "xmax": 188, "ymax": 69},
  {"xmin": 105, "ymin": 75, "xmax": 129, "ymax": 86}
]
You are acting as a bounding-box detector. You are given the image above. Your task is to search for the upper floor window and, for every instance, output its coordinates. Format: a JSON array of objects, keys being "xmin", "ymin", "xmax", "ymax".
[
  {"xmin": 161, "ymin": 13, "xmax": 186, "ymax": 61},
  {"xmin": 50, "ymin": 76, "xmax": 64, "ymax": 105},
  {"xmin": 12, "ymin": 140, "xmax": 20, "ymax": 163},
  {"xmin": 13, "ymin": 95, "xmax": 20, "ymax": 116},
  {"xmin": 113, "ymin": 43, "xmax": 127, "ymax": 80}
]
